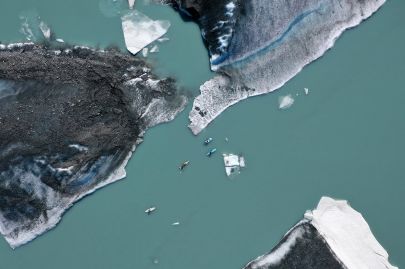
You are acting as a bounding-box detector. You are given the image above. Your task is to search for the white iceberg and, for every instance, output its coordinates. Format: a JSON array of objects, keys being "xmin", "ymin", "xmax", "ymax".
[
  {"xmin": 278, "ymin": 94, "xmax": 294, "ymax": 110},
  {"xmin": 223, "ymin": 153, "xmax": 245, "ymax": 176},
  {"xmin": 121, "ymin": 10, "xmax": 170, "ymax": 55},
  {"xmin": 128, "ymin": 0, "xmax": 135, "ymax": 9}
]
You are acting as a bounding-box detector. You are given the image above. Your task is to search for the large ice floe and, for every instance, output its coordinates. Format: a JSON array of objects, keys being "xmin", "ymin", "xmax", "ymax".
[
  {"xmin": 243, "ymin": 197, "xmax": 397, "ymax": 269},
  {"xmin": 168, "ymin": 0, "xmax": 386, "ymax": 134},
  {"xmin": 121, "ymin": 9, "xmax": 170, "ymax": 55},
  {"xmin": 0, "ymin": 43, "xmax": 186, "ymax": 248}
]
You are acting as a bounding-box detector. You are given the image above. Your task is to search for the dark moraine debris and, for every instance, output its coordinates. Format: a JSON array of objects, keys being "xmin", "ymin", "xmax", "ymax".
[{"xmin": 0, "ymin": 42, "xmax": 187, "ymax": 248}]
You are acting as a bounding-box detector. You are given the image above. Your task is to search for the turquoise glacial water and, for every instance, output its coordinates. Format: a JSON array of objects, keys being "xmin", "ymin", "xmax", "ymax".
[{"xmin": 0, "ymin": 0, "xmax": 404, "ymax": 268}]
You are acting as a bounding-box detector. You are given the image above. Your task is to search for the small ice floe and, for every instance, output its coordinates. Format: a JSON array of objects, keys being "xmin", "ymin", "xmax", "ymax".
[
  {"xmin": 304, "ymin": 88, "xmax": 309, "ymax": 95},
  {"xmin": 179, "ymin": 160, "xmax": 190, "ymax": 171},
  {"xmin": 278, "ymin": 94, "xmax": 295, "ymax": 110},
  {"xmin": 142, "ymin": 47, "xmax": 149, "ymax": 57},
  {"xmin": 39, "ymin": 21, "xmax": 51, "ymax": 40},
  {"xmin": 223, "ymin": 153, "xmax": 245, "ymax": 177},
  {"xmin": 204, "ymin": 137, "xmax": 213, "ymax": 145},
  {"xmin": 145, "ymin": 206, "xmax": 156, "ymax": 215},
  {"xmin": 157, "ymin": 37, "xmax": 169, "ymax": 43},
  {"xmin": 121, "ymin": 10, "xmax": 170, "ymax": 55},
  {"xmin": 171, "ymin": 222, "xmax": 180, "ymax": 226},
  {"xmin": 206, "ymin": 148, "xmax": 217, "ymax": 157},
  {"xmin": 128, "ymin": 0, "xmax": 135, "ymax": 9},
  {"xmin": 56, "ymin": 38, "xmax": 64, "ymax": 43},
  {"xmin": 225, "ymin": 137, "xmax": 229, "ymax": 142},
  {"xmin": 149, "ymin": 45, "xmax": 159, "ymax": 53}
]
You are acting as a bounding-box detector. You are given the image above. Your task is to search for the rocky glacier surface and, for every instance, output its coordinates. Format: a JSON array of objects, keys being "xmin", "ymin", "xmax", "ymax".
[
  {"xmin": 167, "ymin": 0, "xmax": 386, "ymax": 134},
  {"xmin": 243, "ymin": 197, "xmax": 397, "ymax": 269},
  {"xmin": 0, "ymin": 42, "xmax": 187, "ymax": 248}
]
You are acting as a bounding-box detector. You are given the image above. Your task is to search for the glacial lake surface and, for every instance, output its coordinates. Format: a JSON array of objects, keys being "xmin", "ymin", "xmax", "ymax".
[{"xmin": 0, "ymin": 0, "xmax": 404, "ymax": 268}]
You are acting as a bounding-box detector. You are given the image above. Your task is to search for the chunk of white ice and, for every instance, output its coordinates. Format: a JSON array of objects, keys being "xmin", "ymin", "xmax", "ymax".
[
  {"xmin": 121, "ymin": 10, "xmax": 170, "ymax": 55},
  {"xmin": 150, "ymin": 45, "xmax": 159, "ymax": 53},
  {"xmin": 304, "ymin": 88, "xmax": 309, "ymax": 95},
  {"xmin": 157, "ymin": 37, "xmax": 169, "ymax": 42},
  {"xmin": 278, "ymin": 95, "xmax": 294, "ymax": 110},
  {"xmin": 56, "ymin": 38, "xmax": 64, "ymax": 43},
  {"xmin": 142, "ymin": 47, "xmax": 149, "ymax": 57},
  {"xmin": 223, "ymin": 153, "xmax": 245, "ymax": 177},
  {"xmin": 128, "ymin": 0, "xmax": 135, "ymax": 9}
]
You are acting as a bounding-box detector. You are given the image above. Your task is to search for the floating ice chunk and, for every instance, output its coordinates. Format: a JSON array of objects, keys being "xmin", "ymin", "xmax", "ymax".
[
  {"xmin": 142, "ymin": 47, "xmax": 149, "ymax": 57},
  {"xmin": 39, "ymin": 21, "xmax": 51, "ymax": 40},
  {"xmin": 56, "ymin": 38, "xmax": 64, "ymax": 43},
  {"xmin": 145, "ymin": 206, "xmax": 156, "ymax": 215},
  {"xmin": 149, "ymin": 45, "xmax": 159, "ymax": 53},
  {"xmin": 171, "ymin": 222, "xmax": 180, "ymax": 226},
  {"xmin": 223, "ymin": 153, "xmax": 245, "ymax": 176},
  {"xmin": 121, "ymin": 10, "xmax": 170, "ymax": 55},
  {"xmin": 278, "ymin": 95, "xmax": 294, "ymax": 110},
  {"xmin": 304, "ymin": 88, "xmax": 309, "ymax": 95},
  {"xmin": 128, "ymin": 0, "xmax": 135, "ymax": 9},
  {"xmin": 157, "ymin": 37, "xmax": 169, "ymax": 42}
]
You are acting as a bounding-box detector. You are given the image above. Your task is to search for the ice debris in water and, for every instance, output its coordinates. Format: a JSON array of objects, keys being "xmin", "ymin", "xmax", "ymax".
[
  {"xmin": 279, "ymin": 95, "xmax": 295, "ymax": 110},
  {"xmin": 157, "ymin": 37, "xmax": 169, "ymax": 43},
  {"xmin": 56, "ymin": 38, "xmax": 64, "ymax": 43},
  {"xmin": 223, "ymin": 153, "xmax": 245, "ymax": 177},
  {"xmin": 150, "ymin": 45, "xmax": 159, "ymax": 53},
  {"xmin": 304, "ymin": 88, "xmax": 309, "ymax": 95},
  {"xmin": 19, "ymin": 10, "xmax": 51, "ymax": 41},
  {"xmin": 121, "ymin": 10, "xmax": 170, "ymax": 55}
]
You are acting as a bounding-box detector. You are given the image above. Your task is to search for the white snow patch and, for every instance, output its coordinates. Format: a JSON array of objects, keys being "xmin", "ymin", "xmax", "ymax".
[
  {"xmin": 68, "ymin": 144, "xmax": 88, "ymax": 152},
  {"xmin": 305, "ymin": 197, "xmax": 398, "ymax": 269},
  {"xmin": 121, "ymin": 10, "xmax": 170, "ymax": 55},
  {"xmin": 278, "ymin": 95, "xmax": 294, "ymax": 110}
]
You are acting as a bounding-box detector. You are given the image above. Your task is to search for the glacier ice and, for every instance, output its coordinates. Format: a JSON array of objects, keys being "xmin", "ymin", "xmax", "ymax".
[{"xmin": 170, "ymin": 0, "xmax": 386, "ymax": 134}]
